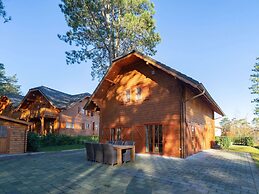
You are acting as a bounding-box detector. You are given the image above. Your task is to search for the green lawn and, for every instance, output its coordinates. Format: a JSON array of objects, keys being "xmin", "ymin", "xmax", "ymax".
[
  {"xmin": 228, "ymin": 145, "xmax": 259, "ymax": 167},
  {"xmin": 39, "ymin": 144, "xmax": 85, "ymax": 152}
]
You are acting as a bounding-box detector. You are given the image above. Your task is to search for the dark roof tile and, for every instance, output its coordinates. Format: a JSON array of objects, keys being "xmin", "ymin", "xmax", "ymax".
[{"xmin": 30, "ymin": 86, "xmax": 90, "ymax": 109}]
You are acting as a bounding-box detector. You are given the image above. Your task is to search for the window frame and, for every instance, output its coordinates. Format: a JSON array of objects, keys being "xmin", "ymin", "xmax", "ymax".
[
  {"xmin": 136, "ymin": 87, "xmax": 142, "ymax": 101},
  {"xmin": 125, "ymin": 89, "xmax": 131, "ymax": 102}
]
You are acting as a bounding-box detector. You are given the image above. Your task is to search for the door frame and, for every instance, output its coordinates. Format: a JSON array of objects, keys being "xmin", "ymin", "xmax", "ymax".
[{"xmin": 145, "ymin": 124, "xmax": 163, "ymax": 154}]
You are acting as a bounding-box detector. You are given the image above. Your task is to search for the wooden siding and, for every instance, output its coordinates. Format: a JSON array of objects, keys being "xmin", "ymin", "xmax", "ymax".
[
  {"xmin": 98, "ymin": 61, "xmax": 182, "ymax": 157},
  {"xmin": 88, "ymin": 53, "xmax": 220, "ymax": 158},
  {"xmin": 0, "ymin": 97, "xmax": 21, "ymax": 119},
  {"xmin": 59, "ymin": 98, "xmax": 99, "ymax": 136},
  {"xmin": 0, "ymin": 119, "xmax": 28, "ymax": 154},
  {"xmin": 19, "ymin": 91, "xmax": 99, "ymax": 136},
  {"xmin": 184, "ymin": 87, "xmax": 215, "ymax": 157}
]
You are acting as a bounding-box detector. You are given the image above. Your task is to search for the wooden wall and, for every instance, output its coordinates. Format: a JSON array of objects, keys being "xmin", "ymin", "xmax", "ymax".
[
  {"xmin": 184, "ymin": 87, "xmax": 215, "ymax": 157},
  {"xmin": 97, "ymin": 61, "xmax": 182, "ymax": 157},
  {"xmin": 0, "ymin": 119, "xmax": 27, "ymax": 154},
  {"xmin": 59, "ymin": 98, "xmax": 99, "ymax": 136}
]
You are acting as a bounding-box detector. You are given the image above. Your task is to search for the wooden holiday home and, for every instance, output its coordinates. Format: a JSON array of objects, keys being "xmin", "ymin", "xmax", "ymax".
[
  {"xmin": 85, "ymin": 51, "xmax": 224, "ymax": 158},
  {"xmin": 17, "ymin": 86, "xmax": 99, "ymax": 136},
  {"xmin": 0, "ymin": 115, "xmax": 31, "ymax": 154},
  {"xmin": 0, "ymin": 94, "xmax": 24, "ymax": 119}
]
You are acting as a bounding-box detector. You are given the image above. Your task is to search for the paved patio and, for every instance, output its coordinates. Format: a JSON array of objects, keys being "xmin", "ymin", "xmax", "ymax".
[{"xmin": 0, "ymin": 149, "xmax": 258, "ymax": 194}]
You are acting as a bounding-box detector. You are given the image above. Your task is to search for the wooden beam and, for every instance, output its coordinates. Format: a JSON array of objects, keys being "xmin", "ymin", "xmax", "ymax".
[
  {"xmin": 105, "ymin": 78, "xmax": 116, "ymax": 84},
  {"xmin": 40, "ymin": 117, "xmax": 45, "ymax": 135}
]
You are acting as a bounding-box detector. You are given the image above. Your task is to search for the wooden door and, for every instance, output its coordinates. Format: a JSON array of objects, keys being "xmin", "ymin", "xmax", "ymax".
[
  {"xmin": 145, "ymin": 124, "xmax": 163, "ymax": 154},
  {"xmin": 0, "ymin": 126, "xmax": 8, "ymax": 154}
]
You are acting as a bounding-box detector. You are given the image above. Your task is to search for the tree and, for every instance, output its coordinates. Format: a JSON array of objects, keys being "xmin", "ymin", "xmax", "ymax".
[
  {"xmin": 220, "ymin": 117, "xmax": 254, "ymax": 137},
  {"xmin": 219, "ymin": 117, "xmax": 231, "ymax": 135},
  {"xmin": 250, "ymin": 57, "xmax": 259, "ymax": 119},
  {"xmin": 0, "ymin": 63, "xmax": 21, "ymax": 96},
  {"xmin": 59, "ymin": 0, "xmax": 161, "ymax": 80},
  {"xmin": 0, "ymin": 0, "xmax": 11, "ymax": 23}
]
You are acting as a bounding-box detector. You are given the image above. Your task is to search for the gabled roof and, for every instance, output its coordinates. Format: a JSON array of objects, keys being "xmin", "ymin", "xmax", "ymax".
[
  {"xmin": 1, "ymin": 94, "xmax": 24, "ymax": 108},
  {"xmin": 85, "ymin": 50, "xmax": 224, "ymax": 116},
  {"xmin": 19, "ymin": 86, "xmax": 90, "ymax": 110}
]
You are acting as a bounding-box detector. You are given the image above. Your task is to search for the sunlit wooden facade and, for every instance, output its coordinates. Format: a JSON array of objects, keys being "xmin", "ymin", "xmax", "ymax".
[
  {"xmin": 0, "ymin": 94, "xmax": 24, "ymax": 119},
  {"xmin": 85, "ymin": 51, "xmax": 224, "ymax": 158},
  {"xmin": 17, "ymin": 86, "xmax": 99, "ymax": 136}
]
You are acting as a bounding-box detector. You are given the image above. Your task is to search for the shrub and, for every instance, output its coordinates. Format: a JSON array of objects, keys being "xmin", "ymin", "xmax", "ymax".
[
  {"xmin": 243, "ymin": 137, "xmax": 254, "ymax": 146},
  {"xmin": 41, "ymin": 133, "xmax": 76, "ymax": 146},
  {"xmin": 233, "ymin": 136, "xmax": 254, "ymax": 146},
  {"xmin": 215, "ymin": 136, "xmax": 231, "ymax": 149},
  {"xmin": 40, "ymin": 134, "xmax": 99, "ymax": 147},
  {"xmin": 27, "ymin": 132, "xmax": 41, "ymax": 152}
]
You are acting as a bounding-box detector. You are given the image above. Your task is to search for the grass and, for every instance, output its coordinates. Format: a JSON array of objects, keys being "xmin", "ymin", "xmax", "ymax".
[
  {"xmin": 39, "ymin": 144, "xmax": 85, "ymax": 152},
  {"xmin": 228, "ymin": 145, "xmax": 259, "ymax": 167}
]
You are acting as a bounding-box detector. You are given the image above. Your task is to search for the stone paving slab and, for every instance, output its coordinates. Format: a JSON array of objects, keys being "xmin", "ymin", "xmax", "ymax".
[{"xmin": 0, "ymin": 149, "xmax": 258, "ymax": 194}]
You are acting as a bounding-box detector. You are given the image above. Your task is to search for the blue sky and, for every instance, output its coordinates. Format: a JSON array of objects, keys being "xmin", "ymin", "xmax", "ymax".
[{"xmin": 0, "ymin": 0, "xmax": 259, "ymax": 121}]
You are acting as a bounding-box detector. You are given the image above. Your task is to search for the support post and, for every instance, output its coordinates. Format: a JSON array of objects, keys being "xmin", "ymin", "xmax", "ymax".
[{"xmin": 41, "ymin": 117, "xmax": 45, "ymax": 135}]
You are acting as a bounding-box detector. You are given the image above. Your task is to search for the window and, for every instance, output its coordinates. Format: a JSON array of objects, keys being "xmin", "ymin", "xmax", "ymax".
[
  {"xmin": 145, "ymin": 124, "xmax": 163, "ymax": 154},
  {"xmin": 92, "ymin": 122, "xmax": 95, "ymax": 131},
  {"xmin": 91, "ymin": 111, "xmax": 94, "ymax": 117},
  {"xmin": 0, "ymin": 126, "xmax": 7, "ymax": 137},
  {"xmin": 66, "ymin": 122, "xmax": 74, "ymax": 129},
  {"xmin": 111, "ymin": 128, "xmax": 115, "ymax": 141},
  {"xmin": 86, "ymin": 123, "xmax": 90, "ymax": 129},
  {"xmin": 81, "ymin": 123, "xmax": 85, "ymax": 130},
  {"xmin": 117, "ymin": 128, "xmax": 121, "ymax": 140},
  {"xmin": 136, "ymin": 87, "xmax": 142, "ymax": 100},
  {"xmin": 110, "ymin": 127, "xmax": 122, "ymax": 141},
  {"xmin": 125, "ymin": 89, "xmax": 131, "ymax": 102}
]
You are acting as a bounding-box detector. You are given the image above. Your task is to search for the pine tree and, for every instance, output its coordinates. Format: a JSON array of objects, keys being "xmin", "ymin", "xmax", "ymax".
[
  {"xmin": 0, "ymin": 63, "xmax": 21, "ymax": 96},
  {"xmin": 59, "ymin": 0, "xmax": 161, "ymax": 80}
]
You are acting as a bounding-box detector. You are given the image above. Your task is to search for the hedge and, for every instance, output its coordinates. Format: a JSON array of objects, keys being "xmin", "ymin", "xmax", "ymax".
[
  {"xmin": 233, "ymin": 136, "xmax": 254, "ymax": 146},
  {"xmin": 27, "ymin": 132, "xmax": 99, "ymax": 152}
]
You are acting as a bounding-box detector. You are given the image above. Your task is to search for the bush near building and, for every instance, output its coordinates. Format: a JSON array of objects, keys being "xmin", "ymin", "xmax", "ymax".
[
  {"xmin": 232, "ymin": 136, "xmax": 254, "ymax": 146},
  {"xmin": 27, "ymin": 132, "xmax": 98, "ymax": 152},
  {"xmin": 215, "ymin": 136, "xmax": 231, "ymax": 149}
]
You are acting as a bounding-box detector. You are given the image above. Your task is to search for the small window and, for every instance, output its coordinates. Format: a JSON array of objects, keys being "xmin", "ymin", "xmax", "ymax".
[
  {"xmin": 111, "ymin": 128, "xmax": 116, "ymax": 141},
  {"xmin": 86, "ymin": 123, "xmax": 90, "ymax": 129},
  {"xmin": 117, "ymin": 128, "xmax": 121, "ymax": 140},
  {"xmin": 66, "ymin": 122, "xmax": 74, "ymax": 129},
  {"xmin": 91, "ymin": 111, "xmax": 94, "ymax": 117},
  {"xmin": 0, "ymin": 126, "xmax": 7, "ymax": 137},
  {"xmin": 81, "ymin": 123, "xmax": 85, "ymax": 130},
  {"xmin": 125, "ymin": 89, "xmax": 131, "ymax": 102},
  {"xmin": 136, "ymin": 87, "xmax": 142, "ymax": 100}
]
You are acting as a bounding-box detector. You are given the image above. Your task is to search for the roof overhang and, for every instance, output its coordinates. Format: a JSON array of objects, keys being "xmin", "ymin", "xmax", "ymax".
[{"xmin": 0, "ymin": 115, "xmax": 32, "ymax": 126}]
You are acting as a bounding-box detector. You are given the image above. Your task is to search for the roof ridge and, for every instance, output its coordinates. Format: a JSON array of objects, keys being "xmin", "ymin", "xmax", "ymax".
[{"xmin": 30, "ymin": 85, "xmax": 73, "ymax": 96}]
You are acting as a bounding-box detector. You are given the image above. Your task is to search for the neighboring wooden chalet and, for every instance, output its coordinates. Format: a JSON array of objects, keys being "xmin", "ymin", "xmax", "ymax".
[
  {"xmin": 0, "ymin": 94, "xmax": 24, "ymax": 118},
  {"xmin": 0, "ymin": 115, "xmax": 31, "ymax": 154},
  {"xmin": 17, "ymin": 86, "xmax": 99, "ymax": 136},
  {"xmin": 85, "ymin": 51, "xmax": 224, "ymax": 158}
]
